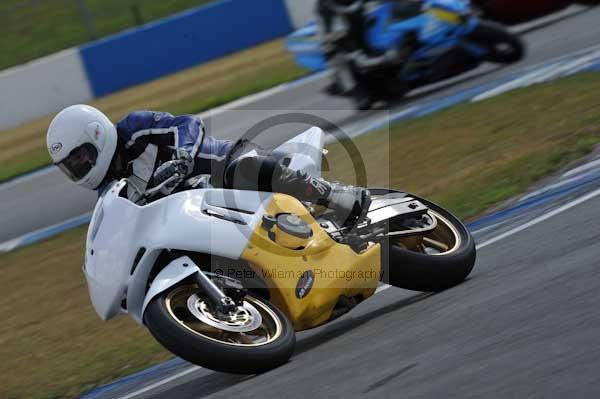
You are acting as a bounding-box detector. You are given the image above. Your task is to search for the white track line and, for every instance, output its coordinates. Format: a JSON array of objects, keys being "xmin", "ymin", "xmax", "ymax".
[
  {"xmin": 562, "ymin": 158, "xmax": 600, "ymax": 178},
  {"xmin": 116, "ymin": 366, "xmax": 202, "ymax": 399},
  {"xmin": 116, "ymin": 187, "xmax": 600, "ymax": 399},
  {"xmin": 477, "ymin": 187, "xmax": 600, "ymax": 249},
  {"xmin": 471, "ymin": 221, "xmax": 507, "ymax": 236}
]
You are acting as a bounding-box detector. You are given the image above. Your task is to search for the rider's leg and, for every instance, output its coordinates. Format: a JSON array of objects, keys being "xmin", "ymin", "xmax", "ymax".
[{"xmin": 224, "ymin": 155, "xmax": 371, "ymax": 225}]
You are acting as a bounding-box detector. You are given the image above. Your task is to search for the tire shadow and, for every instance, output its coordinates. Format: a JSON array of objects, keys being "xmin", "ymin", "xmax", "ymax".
[
  {"xmin": 155, "ymin": 291, "xmax": 436, "ymax": 399},
  {"xmin": 294, "ymin": 291, "xmax": 435, "ymax": 354}
]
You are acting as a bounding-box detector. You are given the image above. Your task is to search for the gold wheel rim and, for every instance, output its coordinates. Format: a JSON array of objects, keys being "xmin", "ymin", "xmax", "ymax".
[
  {"xmin": 424, "ymin": 210, "xmax": 462, "ymax": 256},
  {"xmin": 165, "ymin": 285, "xmax": 283, "ymax": 347},
  {"xmin": 374, "ymin": 193, "xmax": 462, "ymax": 256}
]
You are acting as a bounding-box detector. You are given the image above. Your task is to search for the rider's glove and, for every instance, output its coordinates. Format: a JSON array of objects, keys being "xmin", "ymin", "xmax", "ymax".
[
  {"xmin": 175, "ymin": 148, "xmax": 194, "ymax": 165},
  {"xmin": 151, "ymin": 150, "xmax": 194, "ymax": 196}
]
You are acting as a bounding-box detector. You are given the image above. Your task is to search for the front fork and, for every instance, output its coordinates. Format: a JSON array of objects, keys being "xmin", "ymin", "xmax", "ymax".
[
  {"xmin": 192, "ymin": 269, "xmax": 238, "ymax": 315},
  {"xmin": 142, "ymin": 256, "xmax": 244, "ymax": 322}
]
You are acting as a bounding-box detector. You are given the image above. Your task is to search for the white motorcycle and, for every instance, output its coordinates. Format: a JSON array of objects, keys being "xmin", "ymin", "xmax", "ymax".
[{"xmin": 84, "ymin": 126, "xmax": 476, "ymax": 373}]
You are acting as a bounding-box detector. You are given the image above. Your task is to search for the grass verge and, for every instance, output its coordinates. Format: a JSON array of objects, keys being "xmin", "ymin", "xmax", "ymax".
[
  {"xmin": 1, "ymin": 73, "xmax": 600, "ymax": 399},
  {"xmin": 0, "ymin": 38, "xmax": 306, "ymax": 182}
]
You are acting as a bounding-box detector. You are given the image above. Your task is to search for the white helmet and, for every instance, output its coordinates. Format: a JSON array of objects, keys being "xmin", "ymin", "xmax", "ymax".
[{"xmin": 47, "ymin": 105, "xmax": 118, "ymax": 190}]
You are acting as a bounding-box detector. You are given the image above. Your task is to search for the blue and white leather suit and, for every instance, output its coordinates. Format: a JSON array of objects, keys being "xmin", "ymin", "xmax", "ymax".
[{"xmin": 114, "ymin": 111, "xmax": 234, "ymax": 195}]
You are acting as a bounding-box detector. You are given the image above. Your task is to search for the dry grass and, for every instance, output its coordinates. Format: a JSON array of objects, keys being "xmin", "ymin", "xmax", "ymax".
[
  {"xmin": 2, "ymin": 73, "xmax": 600, "ymax": 399},
  {"xmin": 0, "ymin": 38, "xmax": 305, "ymax": 182},
  {"xmin": 0, "ymin": 227, "xmax": 171, "ymax": 399}
]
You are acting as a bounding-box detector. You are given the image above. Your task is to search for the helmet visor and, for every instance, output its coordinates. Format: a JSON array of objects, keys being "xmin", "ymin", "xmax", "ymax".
[{"xmin": 56, "ymin": 143, "xmax": 98, "ymax": 182}]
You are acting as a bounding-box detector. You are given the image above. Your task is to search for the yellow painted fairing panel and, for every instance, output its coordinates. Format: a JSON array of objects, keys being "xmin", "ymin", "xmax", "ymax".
[{"xmin": 241, "ymin": 194, "xmax": 381, "ymax": 331}]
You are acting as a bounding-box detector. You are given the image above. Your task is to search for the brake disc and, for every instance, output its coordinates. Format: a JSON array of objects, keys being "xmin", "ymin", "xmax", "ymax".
[{"xmin": 186, "ymin": 294, "xmax": 263, "ymax": 333}]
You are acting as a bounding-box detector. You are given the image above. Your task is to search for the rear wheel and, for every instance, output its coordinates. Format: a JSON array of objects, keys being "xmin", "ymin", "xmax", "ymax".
[
  {"xmin": 470, "ymin": 20, "xmax": 525, "ymax": 64},
  {"xmin": 145, "ymin": 285, "xmax": 296, "ymax": 374},
  {"xmin": 372, "ymin": 189, "xmax": 476, "ymax": 292}
]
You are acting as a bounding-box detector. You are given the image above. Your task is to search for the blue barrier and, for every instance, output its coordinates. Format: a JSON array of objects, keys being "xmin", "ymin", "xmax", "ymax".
[{"xmin": 80, "ymin": 0, "xmax": 293, "ymax": 97}]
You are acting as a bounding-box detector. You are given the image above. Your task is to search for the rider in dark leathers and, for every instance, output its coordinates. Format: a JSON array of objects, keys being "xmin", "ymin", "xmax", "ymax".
[{"xmin": 106, "ymin": 110, "xmax": 371, "ymax": 225}]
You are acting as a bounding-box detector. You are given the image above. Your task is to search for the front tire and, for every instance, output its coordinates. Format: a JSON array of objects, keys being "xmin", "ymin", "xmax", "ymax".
[
  {"xmin": 373, "ymin": 189, "xmax": 477, "ymax": 292},
  {"xmin": 470, "ymin": 20, "xmax": 525, "ymax": 64},
  {"xmin": 145, "ymin": 285, "xmax": 296, "ymax": 374}
]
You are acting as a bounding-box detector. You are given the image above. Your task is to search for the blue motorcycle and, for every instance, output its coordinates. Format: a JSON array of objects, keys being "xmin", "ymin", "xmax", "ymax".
[{"xmin": 286, "ymin": 0, "xmax": 525, "ymax": 109}]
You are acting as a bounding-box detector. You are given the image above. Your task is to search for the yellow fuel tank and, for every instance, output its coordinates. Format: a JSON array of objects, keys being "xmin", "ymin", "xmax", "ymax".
[{"xmin": 241, "ymin": 194, "xmax": 381, "ymax": 331}]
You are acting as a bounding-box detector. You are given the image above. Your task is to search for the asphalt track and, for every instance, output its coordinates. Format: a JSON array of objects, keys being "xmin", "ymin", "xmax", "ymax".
[
  {"xmin": 2, "ymin": 6, "xmax": 600, "ymax": 242},
  {"xmin": 85, "ymin": 158, "xmax": 600, "ymax": 399}
]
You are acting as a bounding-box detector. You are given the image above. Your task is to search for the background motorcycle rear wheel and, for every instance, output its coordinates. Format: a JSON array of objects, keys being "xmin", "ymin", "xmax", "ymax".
[
  {"xmin": 145, "ymin": 286, "xmax": 296, "ymax": 374},
  {"xmin": 469, "ymin": 20, "xmax": 525, "ymax": 63},
  {"xmin": 372, "ymin": 189, "xmax": 477, "ymax": 292}
]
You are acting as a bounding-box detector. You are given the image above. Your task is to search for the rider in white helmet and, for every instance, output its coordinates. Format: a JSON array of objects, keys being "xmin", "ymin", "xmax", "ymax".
[
  {"xmin": 47, "ymin": 105, "xmax": 371, "ymax": 225},
  {"xmin": 47, "ymin": 104, "xmax": 118, "ymax": 190}
]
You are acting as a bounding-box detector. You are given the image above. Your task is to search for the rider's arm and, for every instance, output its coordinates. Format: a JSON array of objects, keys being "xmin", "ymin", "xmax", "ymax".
[
  {"xmin": 116, "ymin": 111, "xmax": 235, "ymax": 193},
  {"xmin": 116, "ymin": 111, "xmax": 206, "ymax": 158}
]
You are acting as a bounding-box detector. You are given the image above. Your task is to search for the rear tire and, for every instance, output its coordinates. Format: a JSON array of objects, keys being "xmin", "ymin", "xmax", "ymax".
[
  {"xmin": 470, "ymin": 20, "xmax": 525, "ymax": 64},
  {"xmin": 145, "ymin": 287, "xmax": 296, "ymax": 374},
  {"xmin": 373, "ymin": 189, "xmax": 476, "ymax": 292}
]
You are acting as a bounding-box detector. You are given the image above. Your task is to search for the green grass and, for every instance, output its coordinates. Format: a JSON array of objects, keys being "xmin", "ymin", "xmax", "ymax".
[
  {"xmin": 0, "ymin": 0, "xmax": 214, "ymax": 71},
  {"xmin": 2, "ymin": 73, "xmax": 600, "ymax": 399},
  {"xmin": 0, "ymin": 38, "xmax": 306, "ymax": 182}
]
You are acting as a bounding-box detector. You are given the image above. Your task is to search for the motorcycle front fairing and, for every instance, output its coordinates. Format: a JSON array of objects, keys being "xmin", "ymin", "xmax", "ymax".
[
  {"xmin": 84, "ymin": 181, "xmax": 272, "ymax": 324},
  {"xmin": 84, "ymin": 126, "xmax": 326, "ymax": 325}
]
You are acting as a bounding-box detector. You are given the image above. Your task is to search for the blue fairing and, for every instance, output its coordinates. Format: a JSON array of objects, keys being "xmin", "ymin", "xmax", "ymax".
[
  {"xmin": 285, "ymin": 22, "xmax": 328, "ymax": 71},
  {"xmin": 365, "ymin": 4, "xmax": 421, "ymax": 50},
  {"xmin": 285, "ymin": 0, "xmax": 488, "ymax": 78}
]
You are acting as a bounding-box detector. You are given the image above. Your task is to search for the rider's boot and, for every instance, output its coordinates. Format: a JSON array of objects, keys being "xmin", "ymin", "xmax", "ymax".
[
  {"xmin": 318, "ymin": 180, "xmax": 372, "ymax": 226},
  {"xmin": 277, "ymin": 168, "xmax": 372, "ymax": 226}
]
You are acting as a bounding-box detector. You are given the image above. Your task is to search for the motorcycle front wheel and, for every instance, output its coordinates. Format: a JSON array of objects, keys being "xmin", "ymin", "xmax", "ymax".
[
  {"xmin": 372, "ymin": 189, "xmax": 477, "ymax": 292},
  {"xmin": 145, "ymin": 285, "xmax": 296, "ymax": 374}
]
